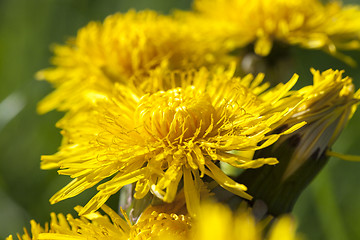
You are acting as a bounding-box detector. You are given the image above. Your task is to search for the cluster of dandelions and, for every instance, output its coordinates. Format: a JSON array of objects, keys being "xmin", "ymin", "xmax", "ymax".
[{"xmin": 7, "ymin": 0, "xmax": 360, "ymax": 239}]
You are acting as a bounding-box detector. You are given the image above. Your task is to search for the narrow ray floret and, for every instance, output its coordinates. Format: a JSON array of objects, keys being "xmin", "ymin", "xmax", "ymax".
[{"xmin": 41, "ymin": 67, "xmax": 304, "ymax": 216}]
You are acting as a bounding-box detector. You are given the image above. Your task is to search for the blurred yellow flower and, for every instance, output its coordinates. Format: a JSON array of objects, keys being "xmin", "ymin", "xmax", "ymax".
[
  {"xmin": 37, "ymin": 10, "xmax": 231, "ymax": 114},
  {"xmin": 188, "ymin": 0, "xmax": 360, "ymax": 63},
  {"xmin": 6, "ymin": 205, "xmax": 130, "ymax": 240},
  {"xmin": 6, "ymin": 203, "xmax": 188, "ymax": 240},
  {"xmin": 7, "ymin": 202, "xmax": 300, "ymax": 240},
  {"xmin": 41, "ymin": 67, "xmax": 304, "ymax": 216},
  {"xmin": 192, "ymin": 202, "xmax": 300, "ymax": 240}
]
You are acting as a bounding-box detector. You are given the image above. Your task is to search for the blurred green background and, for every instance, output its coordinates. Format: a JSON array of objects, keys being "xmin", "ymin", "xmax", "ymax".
[{"xmin": 0, "ymin": 0, "xmax": 360, "ymax": 239}]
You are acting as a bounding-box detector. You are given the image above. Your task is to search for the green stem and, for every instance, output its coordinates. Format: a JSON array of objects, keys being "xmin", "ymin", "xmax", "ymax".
[
  {"xmin": 311, "ymin": 167, "xmax": 349, "ymax": 240},
  {"xmin": 235, "ymin": 135, "xmax": 329, "ymax": 216}
]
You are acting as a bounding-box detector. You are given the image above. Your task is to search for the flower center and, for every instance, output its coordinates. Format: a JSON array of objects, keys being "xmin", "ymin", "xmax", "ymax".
[
  {"xmin": 130, "ymin": 211, "xmax": 191, "ymax": 239},
  {"xmin": 135, "ymin": 87, "xmax": 216, "ymax": 142}
]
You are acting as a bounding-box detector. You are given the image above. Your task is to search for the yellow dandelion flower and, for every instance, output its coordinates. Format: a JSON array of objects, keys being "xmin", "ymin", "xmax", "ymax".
[
  {"xmin": 37, "ymin": 10, "xmax": 232, "ymax": 114},
  {"xmin": 41, "ymin": 67, "xmax": 304, "ymax": 216},
  {"xmin": 7, "ymin": 202, "xmax": 190, "ymax": 240},
  {"xmin": 7, "ymin": 202, "xmax": 300, "ymax": 240},
  {"xmin": 7, "ymin": 205, "xmax": 130, "ymax": 240},
  {"xmin": 189, "ymin": 0, "xmax": 360, "ymax": 63},
  {"xmin": 133, "ymin": 200, "xmax": 300, "ymax": 240},
  {"xmin": 191, "ymin": 202, "xmax": 300, "ymax": 240}
]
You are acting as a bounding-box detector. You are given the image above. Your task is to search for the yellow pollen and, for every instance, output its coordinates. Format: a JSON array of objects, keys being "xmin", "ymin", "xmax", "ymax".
[{"xmin": 135, "ymin": 87, "xmax": 216, "ymax": 142}]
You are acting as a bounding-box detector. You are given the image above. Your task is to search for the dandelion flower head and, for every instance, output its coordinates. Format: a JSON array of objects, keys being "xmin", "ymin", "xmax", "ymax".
[
  {"xmin": 41, "ymin": 67, "xmax": 304, "ymax": 216},
  {"xmin": 7, "ymin": 202, "xmax": 300, "ymax": 240},
  {"xmin": 7, "ymin": 203, "xmax": 190, "ymax": 240},
  {"xmin": 191, "ymin": 0, "xmax": 360, "ymax": 63},
  {"xmin": 192, "ymin": 202, "xmax": 300, "ymax": 240},
  {"xmin": 7, "ymin": 205, "xmax": 130, "ymax": 240},
  {"xmin": 37, "ymin": 10, "xmax": 231, "ymax": 114}
]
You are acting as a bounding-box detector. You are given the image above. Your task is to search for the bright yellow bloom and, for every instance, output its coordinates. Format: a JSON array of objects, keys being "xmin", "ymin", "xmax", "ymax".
[
  {"xmin": 277, "ymin": 68, "xmax": 360, "ymax": 180},
  {"xmin": 41, "ymin": 67, "xmax": 304, "ymax": 216},
  {"xmin": 7, "ymin": 205, "xmax": 130, "ymax": 240},
  {"xmin": 7, "ymin": 203, "xmax": 300, "ymax": 240},
  {"xmin": 188, "ymin": 0, "xmax": 360, "ymax": 64},
  {"xmin": 135, "ymin": 201, "xmax": 301, "ymax": 240},
  {"xmin": 37, "ymin": 10, "xmax": 231, "ymax": 114},
  {"xmin": 6, "ymin": 204, "xmax": 189, "ymax": 240},
  {"xmin": 192, "ymin": 202, "xmax": 300, "ymax": 240}
]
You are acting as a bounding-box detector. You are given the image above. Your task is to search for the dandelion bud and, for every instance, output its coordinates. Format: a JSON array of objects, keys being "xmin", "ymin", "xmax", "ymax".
[{"xmin": 237, "ymin": 69, "xmax": 360, "ymax": 216}]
